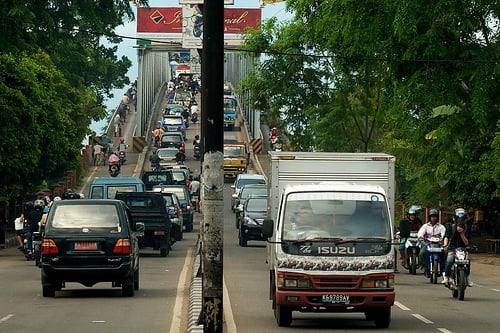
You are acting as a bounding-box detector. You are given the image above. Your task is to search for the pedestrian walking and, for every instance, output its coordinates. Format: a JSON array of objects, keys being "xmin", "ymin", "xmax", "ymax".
[{"xmin": 93, "ymin": 142, "xmax": 104, "ymax": 166}]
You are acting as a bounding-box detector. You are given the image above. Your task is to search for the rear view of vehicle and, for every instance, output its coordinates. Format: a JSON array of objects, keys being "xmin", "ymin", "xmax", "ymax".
[
  {"xmin": 41, "ymin": 200, "xmax": 143, "ymax": 297},
  {"xmin": 115, "ymin": 192, "xmax": 172, "ymax": 257}
]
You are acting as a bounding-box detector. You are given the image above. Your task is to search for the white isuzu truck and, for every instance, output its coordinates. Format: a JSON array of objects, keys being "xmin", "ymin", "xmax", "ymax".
[{"xmin": 262, "ymin": 152, "xmax": 396, "ymax": 328}]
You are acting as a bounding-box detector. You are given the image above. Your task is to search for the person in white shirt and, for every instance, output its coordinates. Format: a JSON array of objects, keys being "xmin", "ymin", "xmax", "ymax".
[{"xmin": 417, "ymin": 209, "xmax": 446, "ymax": 275}]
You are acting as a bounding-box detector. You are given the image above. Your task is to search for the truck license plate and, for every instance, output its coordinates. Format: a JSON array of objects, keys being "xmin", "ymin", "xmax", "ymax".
[{"xmin": 322, "ymin": 294, "xmax": 349, "ymax": 304}]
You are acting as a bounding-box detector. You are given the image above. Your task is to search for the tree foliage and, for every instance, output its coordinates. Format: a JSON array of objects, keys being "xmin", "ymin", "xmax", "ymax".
[
  {"xmin": 242, "ymin": 0, "xmax": 499, "ymax": 212},
  {"xmin": 0, "ymin": 1, "xmax": 150, "ymax": 199}
]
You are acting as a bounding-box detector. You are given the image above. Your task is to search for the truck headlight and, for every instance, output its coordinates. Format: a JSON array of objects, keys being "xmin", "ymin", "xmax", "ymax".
[
  {"xmin": 277, "ymin": 272, "xmax": 312, "ymax": 289},
  {"xmin": 361, "ymin": 274, "xmax": 394, "ymax": 289}
]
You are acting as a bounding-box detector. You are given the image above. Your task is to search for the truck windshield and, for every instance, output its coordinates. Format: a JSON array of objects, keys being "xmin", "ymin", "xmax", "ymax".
[
  {"xmin": 224, "ymin": 146, "xmax": 244, "ymax": 157},
  {"xmin": 282, "ymin": 192, "xmax": 390, "ymax": 242}
]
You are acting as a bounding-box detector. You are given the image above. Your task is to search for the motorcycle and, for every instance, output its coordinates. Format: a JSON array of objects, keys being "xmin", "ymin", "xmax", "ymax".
[
  {"xmin": 109, "ymin": 163, "xmax": 120, "ymax": 177},
  {"xmin": 269, "ymin": 135, "xmax": 278, "ymax": 151},
  {"xmin": 425, "ymin": 236, "xmax": 444, "ymax": 284},
  {"xmin": 447, "ymin": 247, "xmax": 470, "ymax": 301},
  {"xmin": 191, "ymin": 112, "xmax": 198, "ymax": 124},
  {"xmin": 119, "ymin": 150, "xmax": 126, "ymax": 165},
  {"xmin": 404, "ymin": 231, "xmax": 422, "ymax": 275},
  {"xmin": 194, "ymin": 145, "xmax": 200, "ymax": 160},
  {"xmin": 32, "ymin": 231, "xmax": 42, "ymax": 267}
]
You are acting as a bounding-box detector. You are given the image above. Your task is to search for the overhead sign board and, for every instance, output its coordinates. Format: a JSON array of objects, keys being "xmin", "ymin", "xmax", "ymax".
[
  {"xmin": 137, "ymin": 7, "xmax": 261, "ymax": 45},
  {"xmin": 179, "ymin": 0, "xmax": 234, "ymax": 4}
]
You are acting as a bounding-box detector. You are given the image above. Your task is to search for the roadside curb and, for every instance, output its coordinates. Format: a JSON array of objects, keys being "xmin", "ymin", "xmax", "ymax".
[{"xmin": 188, "ymin": 239, "xmax": 203, "ymax": 333}]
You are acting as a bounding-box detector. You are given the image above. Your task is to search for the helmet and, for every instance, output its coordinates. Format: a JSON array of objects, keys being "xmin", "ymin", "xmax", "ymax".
[
  {"xmin": 34, "ymin": 199, "xmax": 45, "ymax": 209},
  {"xmin": 195, "ymin": 135, "xmax": 200, "ymax": 140},
  {"xmin": 407, "ymin": 209, "xmax": 416, "ymax": 216},
  {"xmin": 53, "ymin": 196, "xmax": 61, "ymax": 201},
  {"xmin": 454, "ymin": 208, "xmax": 466, "ymax": 218},
  {"xmin": 24, "ymin": 201, "xmax": 34, "ymax": 210},
  {"xmin": 429, "ymin": 209, "xmax": 439, "ymax": 217},
  {"xmin": 120, "ymin": 137, "xmax": 125, "ymax": 143}
]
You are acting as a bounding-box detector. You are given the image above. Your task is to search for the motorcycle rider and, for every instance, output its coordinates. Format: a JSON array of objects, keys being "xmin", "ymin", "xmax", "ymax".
[
  {"xmin": 175, "ymin": 146, "xmax": 186, "ymax": 164},
  {"xmin": 398, "ymin": 209, "xmax": 423, "ymax": 268},
  {"xmin": 152, "ymin": 124, "xmax": 164, "ymax": 147},
  {"xmin": 417, "ymin": 209, "xmax": 446, "ymax": 276},
  {"xmin": 442, "ymin": 208, "xmax": 473, "ymax": 286},
  {"xmin": 150, "ymin": 148, "xmax": 161, "ymax": 171},
  {"xmin": 24, "ymin": 199, "xmax": 44, "ymax": 256},
  {"xmin": 108, "ymin": 151, "xmax": 121, "ymax": 173}
]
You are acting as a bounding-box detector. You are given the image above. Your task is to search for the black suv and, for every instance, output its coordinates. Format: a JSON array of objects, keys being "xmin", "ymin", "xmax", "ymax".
[
  {"xmin": 115, "ymin": 192, "xmax": 173, "ymax": 257},
  {"xmin": 238, "ymin": 195, "xmax": 268, "ymax": 247},
  {"xmin": 41, "ymin": 199, "xmax": 144, "ymax": 297}
]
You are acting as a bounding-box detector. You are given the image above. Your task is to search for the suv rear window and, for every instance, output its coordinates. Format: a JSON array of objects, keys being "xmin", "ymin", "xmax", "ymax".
[{"xmin": 48, "ymin": 205, "xmax": 121, "ymax": 233}]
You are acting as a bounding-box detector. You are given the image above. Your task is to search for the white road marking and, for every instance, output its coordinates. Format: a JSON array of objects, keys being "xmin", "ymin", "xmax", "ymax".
[
  {"xmin": 223, "ymin": 276, "xmax": 237, "ymax": 333},
  {"xmin": 437, "ymin": 328, "xmax": 453, "ymax": 333},
  {"xmin": 394, "ymin": 301, "xmax": 411, "ymax": 310},
  {"xmin": 412, "ymin": 313, "xmax": 434, "ymax": 324},
  {"xmin": 492, "ymin": 288, "xmax": 500, "ymax": 292},
  {"xmin": 0, "ymin": 314, "xmax": 14, "ymax": 324},
  {"xmin": 169, "ymin": 246, "xmax": 193, "ymax": 333}
]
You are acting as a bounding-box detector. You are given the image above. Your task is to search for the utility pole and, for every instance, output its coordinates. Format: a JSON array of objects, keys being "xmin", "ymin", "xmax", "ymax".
[{"xmin": 200, "ymin": 1, "xmax": 224, "ymax": 332}]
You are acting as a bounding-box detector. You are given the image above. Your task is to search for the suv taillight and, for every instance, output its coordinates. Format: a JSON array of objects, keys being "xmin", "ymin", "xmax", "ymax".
[
  {"xmin": 113, "ymin": 239, "xmax": 131, "ymax": 254},
  {"xmin": 41, "ymin": 239, "xmax": 59, "ymax": 255}
]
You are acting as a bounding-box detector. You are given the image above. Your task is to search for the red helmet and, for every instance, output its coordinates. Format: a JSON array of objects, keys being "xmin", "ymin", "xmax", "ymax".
[{"xmin": 120, "ymin": 137, "xmax": 125, "ymax": 143}]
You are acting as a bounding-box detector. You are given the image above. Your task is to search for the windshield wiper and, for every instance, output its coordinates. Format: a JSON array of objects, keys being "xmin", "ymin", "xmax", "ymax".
[
  {"xmin": 335, "ymin": 237, "xmax": 387, "ymax": 245},
  {"xmin": 287, "ymin": 237, "xmax": 343, "ymax": 244}
]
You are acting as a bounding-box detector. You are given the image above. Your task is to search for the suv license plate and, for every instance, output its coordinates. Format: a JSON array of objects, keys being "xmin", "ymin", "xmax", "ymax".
[
  {"xmin": 74, "ymin": 242, "xmax": 98, "ymax": 251},
  {"xmin": 322, "ymin": 294, "xmax": 349, "ymax": 304}
]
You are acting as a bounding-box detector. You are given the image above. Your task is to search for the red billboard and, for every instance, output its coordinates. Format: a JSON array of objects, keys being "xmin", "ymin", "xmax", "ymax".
[{"xmin": 137, "ymin": 7, "xmax": 261, "ymax": 40}]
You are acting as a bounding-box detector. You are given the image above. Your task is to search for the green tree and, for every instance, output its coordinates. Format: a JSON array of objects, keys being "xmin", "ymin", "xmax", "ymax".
[{"xmin": 0, "ymin": 52, "xmax": 93, "ymax": 198}]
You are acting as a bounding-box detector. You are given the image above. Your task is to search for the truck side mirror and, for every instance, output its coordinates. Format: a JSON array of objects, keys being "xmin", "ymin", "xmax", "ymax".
[{"xmin": 262, "ymin": 219, "xmax": 274, "ymax": 238}]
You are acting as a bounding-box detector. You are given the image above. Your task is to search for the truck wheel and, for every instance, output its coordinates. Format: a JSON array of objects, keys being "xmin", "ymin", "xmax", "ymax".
[
  {"xmin": 373, "ymin": 307, "xmax": 391, "ymax": 328},
  {"xmin": 274, "ymin": 305, "xmax": 292, "ymax": 327}
]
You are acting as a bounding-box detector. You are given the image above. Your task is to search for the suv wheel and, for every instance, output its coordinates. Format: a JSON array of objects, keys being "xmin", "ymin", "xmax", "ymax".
[{"xmin": 160, "ymin": 246, "xmax": 169, "ymax": 257}]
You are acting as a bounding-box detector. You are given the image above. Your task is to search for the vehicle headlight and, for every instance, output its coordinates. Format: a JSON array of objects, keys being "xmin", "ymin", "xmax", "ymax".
[
  {"xmin": 361, "ymin": 274, "xmax": 394, "ymax": 289},
  {"xmin": 277, "ymin": 272, "xmax": 312, "ymax": 289}
]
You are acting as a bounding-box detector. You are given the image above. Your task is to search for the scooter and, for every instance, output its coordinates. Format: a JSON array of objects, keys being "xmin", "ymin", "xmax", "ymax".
[
  {"xmin": 404, "ymin": 231, "xmax": 422, "ymax": 275},
  {"xmin": 425, "ymin": 236, "xmax": 444, "ymax": 284},
  {"xmin": 109, "ymin": 163, "xmax": 120, "ymax": 177},
  {"xmin": 270, "ymin": 135, "xmax": 278, "ymax": 151},
  {"xmin": 191, "ymin": 112, "xmax": 198, "ymax": 124},
  {"xmin": 32, "ymin": 231, "xmax": 42, "ymax": 267},
  {"xmin": 447, "ymin": 247, "xmax": 470, "ymax": 301},
  {"xmin": 118, "ymin": 150, "xmax": 126, "ymax": 165},
  {"xmin": 194, "ymin": 145, "xmax": 200, "ymax": 160}
]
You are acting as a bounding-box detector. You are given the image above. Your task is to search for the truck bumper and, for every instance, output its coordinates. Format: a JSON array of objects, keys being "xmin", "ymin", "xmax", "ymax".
[{"xmin": 275, "ymin": 290, "xmax": 395, "ymax": 311}]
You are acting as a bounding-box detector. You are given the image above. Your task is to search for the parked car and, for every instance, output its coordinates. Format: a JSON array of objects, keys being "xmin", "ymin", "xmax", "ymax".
[
  {"xmin": 238, "ymin": 195, "xmax": 268, "ymax": 247},
  {"xmin": 159, "ymin": 132, "xmax": 185, "ymax": 149},
  {"xmin": 152, "ymin": 185, "xmax": 194, "ymax": 232},
  {"xmin": 156, "ymin": 147, "xmax": 179, "ymax": 167},
  {"xmin": 230, "ymin": 173, "xmax": 267, "ymax": 212},
  {"xmin": 40, "ymin": 199, "xmax": 144, "ymax": 297},
  {"xmin": 233, "ymin": 184, "xmax": 268, "ymax": 228}
]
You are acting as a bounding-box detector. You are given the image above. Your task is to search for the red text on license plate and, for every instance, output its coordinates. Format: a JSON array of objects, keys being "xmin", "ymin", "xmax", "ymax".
[{"xmin": 74, "ymin": 242, "xmax": 98, "ymax": 250}]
